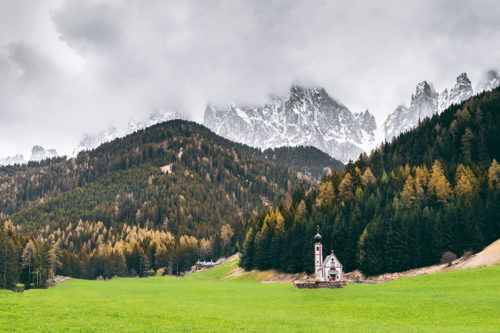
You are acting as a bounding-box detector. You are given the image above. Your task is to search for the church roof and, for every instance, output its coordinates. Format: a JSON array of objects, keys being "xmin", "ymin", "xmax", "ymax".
[{"xmin": 321, "ymin": 253, "xmax": 343, "ymax": 269}]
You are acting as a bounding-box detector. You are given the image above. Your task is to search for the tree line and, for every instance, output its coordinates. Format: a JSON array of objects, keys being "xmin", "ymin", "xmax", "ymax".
[{"xmin": 0, "ymin": 218, "xmax": 237, "ymax": 290}]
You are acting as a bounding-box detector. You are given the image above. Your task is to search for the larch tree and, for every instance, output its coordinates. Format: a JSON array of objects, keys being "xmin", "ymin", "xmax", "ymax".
[
  {"xmin": 338, "ymin": 173, "xmax": 354, "ymax": 199},
  {"xmin": 361, "ymin": 167, "xmax": 376, "ymax": 186},
  {"xmin": 428, "ymin": 161, "xmax": 452, "ymax": 203},
  {"xmin": 401, "ymin": 175, "xmax": 417, "ymax": 208},
  {"xmin": 316, "ymin": 181, "xmax": 335, "ymax": 206}
]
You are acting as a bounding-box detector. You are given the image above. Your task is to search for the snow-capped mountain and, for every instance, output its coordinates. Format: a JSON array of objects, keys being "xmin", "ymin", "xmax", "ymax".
[
  {"xmin": 383, "ymin": 73, "xmax": 475, "ymax": 141},
  {"xmin": 204, "ymin": 85, "xmax": 377, "ymax": 163},
  {"xmin": 74, "ymin": 109, "xmax": 185, "ymax": 155},
  {"xmin": 438, "ymin": 73, "xmax": 473, "ymax": 112},
  {"xmin": 29, "ymin": 145, "xmax": 58, "ymax": 162},
  {"xmin": 0, "ymin": 154, "xmax": 26, "ymax": 166}
]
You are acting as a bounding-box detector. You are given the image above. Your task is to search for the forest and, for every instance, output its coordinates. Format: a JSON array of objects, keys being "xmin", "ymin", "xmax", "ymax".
[{"xmin": 240, "ymin": 87, "xmax": 500, "ymax": 276}]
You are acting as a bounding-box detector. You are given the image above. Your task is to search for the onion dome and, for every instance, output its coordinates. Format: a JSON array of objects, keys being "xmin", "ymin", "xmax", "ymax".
[{"xmin": 314, "ymin": 225, "xmax": 322, "ymax": 242}]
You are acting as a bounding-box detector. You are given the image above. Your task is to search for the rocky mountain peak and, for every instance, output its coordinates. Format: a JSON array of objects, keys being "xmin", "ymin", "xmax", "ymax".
[
  {"xmin": 448, "ymin": 72, "xmax": 473, "ymax": 106},
  {"xmin": 203, "ymin": 85, "xmax": 377, "ymax": 163},
  {"xmin": 384, "ymin": 72, "xmax": 478, "ymax": 142},
  {"xmin": 410, "ymin": 81, "xmax": 438, "ymax": 122}
]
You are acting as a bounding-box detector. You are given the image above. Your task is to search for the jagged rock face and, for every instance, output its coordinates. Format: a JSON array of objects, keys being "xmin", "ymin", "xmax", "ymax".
[
  {"xmin": 441, "ymin": 72, "xmax": 473, "ymax": 111},
  {"xmin": 383, "ymin": 105, "xmax": 412, "ymax": 141},
  {"xmin": 383, "ymin": 81, "xmax": 438, "ymax": 141},
  {"xmin": 0, "ymin": 154, "xmax": 26, "ymax": 166},
  {"xmin": 204, "ymin": 85, "xmax": 377, "ymax": 163},
  {"xmin": 384, "ymin": 73, "xmax": 475, "ymax": 141},
  {"xmin": 411, "ymin": 81, "xmax": 439, "ymax": 120},
  {"xmin": 438, "ymin": 89, "xmax": 449, "ymax": 113},
  {"xmin": 29, "ymin": 146, "xmax": 58, "ymax": 162}
]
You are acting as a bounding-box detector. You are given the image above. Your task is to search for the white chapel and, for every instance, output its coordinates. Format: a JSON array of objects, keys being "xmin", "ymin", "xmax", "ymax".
[{"xmin": 314, "ymin": 227, "xmax": 343, "ymax": 282}]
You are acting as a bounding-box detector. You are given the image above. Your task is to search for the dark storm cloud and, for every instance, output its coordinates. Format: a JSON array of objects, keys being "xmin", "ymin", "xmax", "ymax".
[{"xmin": 0, "ymin": 0, "xmax": 499, "ymax": 157}]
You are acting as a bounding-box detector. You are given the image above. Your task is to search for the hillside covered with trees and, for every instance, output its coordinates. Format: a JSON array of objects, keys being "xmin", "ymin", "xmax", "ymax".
[
  {"xmin": 263, "ymin": 146, "xmax": 344, "ymax": 181},
  {"xmin": 240, "ymin": 87, "xmax": 500, "ymax": 276},
  {"xmin": 1, "ymin": 121, "xmax": 341, "ymax": 289}
]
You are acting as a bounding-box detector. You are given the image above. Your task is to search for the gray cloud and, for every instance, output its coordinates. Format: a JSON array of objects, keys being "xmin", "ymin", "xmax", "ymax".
[{"xmin": 0, "ymin": 0, "xmax": 499, "ymax": 157}]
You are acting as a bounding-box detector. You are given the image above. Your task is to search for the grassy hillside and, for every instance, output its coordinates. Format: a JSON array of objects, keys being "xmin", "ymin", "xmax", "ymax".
[{"xmin": 0, "ymin": 260, "xmax": 499, "ymax": 332}]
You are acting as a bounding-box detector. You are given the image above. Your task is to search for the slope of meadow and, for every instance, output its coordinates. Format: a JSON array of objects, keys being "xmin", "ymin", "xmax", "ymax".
[{"xmin": 0, "ymin": 259, "xmax": 499, "ymax": 332}]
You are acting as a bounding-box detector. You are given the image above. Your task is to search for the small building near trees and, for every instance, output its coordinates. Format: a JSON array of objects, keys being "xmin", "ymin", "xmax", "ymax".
[{"xmin": 314, "ymin": 227, "xmax": 343, "ymax": 282}]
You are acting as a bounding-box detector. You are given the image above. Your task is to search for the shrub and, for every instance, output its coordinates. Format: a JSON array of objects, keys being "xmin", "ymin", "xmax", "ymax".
[{"xmin": 441, "ymin": 251, "xmax": 457, "ymax": 266}]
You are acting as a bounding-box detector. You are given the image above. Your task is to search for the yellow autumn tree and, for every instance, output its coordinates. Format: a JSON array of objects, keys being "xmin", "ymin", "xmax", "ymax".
[
  {"xmin": 316, "ymin": 181, "xmax": 335, "ymax": 206},
  {"xmin": 296, "ymin": 200, "xmax": 307, "ymax": 218},
  {"xmin": 414, "ymin": 166, "xmax": 429, "ymax": 203},
  {"xmin": 401, "ymin": 175, "xmax": 417, "ymax": 208},
  {"xmin": 455, "ymin": 164, "xmax": 478, "ymax": 200},
  {"xmin": 338, "ymin": 173, "xmax": 354, "ymax": 198},
  {"xmin": 428, "ymin": 160, "xmax": 452, "ymax": 203},
  {"xmin": 361, "ymin": 167, "xmax": 376, "ymax": 186}
]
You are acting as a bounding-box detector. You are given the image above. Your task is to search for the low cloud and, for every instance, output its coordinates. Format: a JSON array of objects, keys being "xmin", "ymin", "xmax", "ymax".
[{"xmin": 0, "ymin": 0, "xmax": 499, "ymax": 157}]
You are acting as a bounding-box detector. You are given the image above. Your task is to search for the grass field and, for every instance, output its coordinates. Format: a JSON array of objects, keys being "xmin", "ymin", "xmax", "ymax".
[{"xmin": 1, "ymin": 259, "xmax": 499, "ymax": 332}]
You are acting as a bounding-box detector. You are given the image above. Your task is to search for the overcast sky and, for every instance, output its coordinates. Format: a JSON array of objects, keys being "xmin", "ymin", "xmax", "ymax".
[{"xmin": 1, "ymin": 0, "xmax": 499, "ymax": 158}]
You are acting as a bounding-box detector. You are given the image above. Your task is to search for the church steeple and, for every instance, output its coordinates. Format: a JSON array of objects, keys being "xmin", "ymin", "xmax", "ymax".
[
  {"xmin": 314, "ymin": 225, "xmax": 323, "ymax": 281},
  {"xmin": 314, "ymin": 225, "xmax": 322, "ymax": 243}
]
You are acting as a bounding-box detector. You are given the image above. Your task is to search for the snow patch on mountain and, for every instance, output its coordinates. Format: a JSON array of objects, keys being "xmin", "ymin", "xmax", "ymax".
[{"xmin": 204, "ymin": 85, "xmax": 377, "ymax": 163}]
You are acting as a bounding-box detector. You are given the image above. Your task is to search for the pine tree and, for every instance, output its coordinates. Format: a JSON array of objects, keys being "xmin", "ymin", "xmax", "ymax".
[
  {"xmin": 460, "ymin": 128, "xmax": 474, "ymax": 162},
  {"xmin": 240, "ymin": 227, "xmax": 256, "ymax": 270}
]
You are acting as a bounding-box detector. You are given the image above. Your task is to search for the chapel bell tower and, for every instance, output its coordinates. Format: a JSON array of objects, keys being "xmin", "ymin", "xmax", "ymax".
[{"xmin": 314, "ymin": 226, "xmax": 323, "ymax": 281}]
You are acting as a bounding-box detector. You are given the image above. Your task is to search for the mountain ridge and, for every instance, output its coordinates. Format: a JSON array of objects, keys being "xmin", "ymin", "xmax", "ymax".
[{"xmin": 204, "ymin": 85, "xmax": 377, "ymax": 163}]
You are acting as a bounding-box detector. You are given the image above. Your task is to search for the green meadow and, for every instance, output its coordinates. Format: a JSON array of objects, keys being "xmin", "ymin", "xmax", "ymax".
[{"xmin": 1, "ymin": 259, "xmax": 499, "ymax": 332}]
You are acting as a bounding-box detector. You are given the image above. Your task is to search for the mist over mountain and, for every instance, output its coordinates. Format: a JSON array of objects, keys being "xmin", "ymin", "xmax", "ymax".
[{"xmin": 73, "ymin": 109, "xmax": 186, "ymax": 155}]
